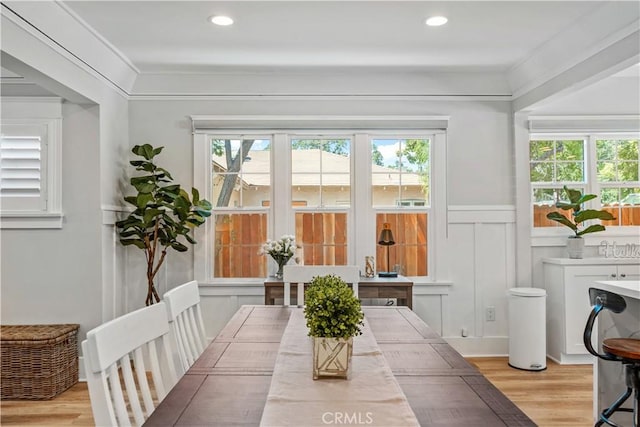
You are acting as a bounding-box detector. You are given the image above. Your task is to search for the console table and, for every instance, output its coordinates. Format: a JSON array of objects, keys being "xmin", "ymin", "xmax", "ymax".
[{"xmin": 264, "ymin": 275, "xmax": 413, "ymax": 309}]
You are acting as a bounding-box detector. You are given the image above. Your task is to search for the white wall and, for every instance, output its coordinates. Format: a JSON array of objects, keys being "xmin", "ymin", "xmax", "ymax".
[
  {"xmin": 1, "ymin": 103, "xmax": 102, "ymax": 341},
  {"xmin": 0, "ymin": 6, "xmax": 131, "ymax": 349}
]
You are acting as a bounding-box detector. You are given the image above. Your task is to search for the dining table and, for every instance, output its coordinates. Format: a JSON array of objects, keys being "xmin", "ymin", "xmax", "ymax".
[{"xmin": 144, "ymin": 305, "xmax": 535, "ymax": 426}]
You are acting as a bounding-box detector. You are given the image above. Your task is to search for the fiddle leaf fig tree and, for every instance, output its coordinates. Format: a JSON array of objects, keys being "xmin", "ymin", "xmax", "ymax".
[
  {"xmin": 116, "ymin": 144, "xmax": 212, "ymax": 305},
  {"xmin": 546, "ymin": 186, "xmax": 615, "ymax": 237}
]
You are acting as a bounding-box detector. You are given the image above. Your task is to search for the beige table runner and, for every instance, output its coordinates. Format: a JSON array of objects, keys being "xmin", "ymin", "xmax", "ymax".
[{"xmin": 259, "ymin": 309, "xmax": 420, "ymax": 427}]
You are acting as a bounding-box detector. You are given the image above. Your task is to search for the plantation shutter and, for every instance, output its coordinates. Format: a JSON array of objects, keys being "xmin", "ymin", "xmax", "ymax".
[{"xmin": 0, "ymin": 124, "xmax": 47, "ymax": 211}]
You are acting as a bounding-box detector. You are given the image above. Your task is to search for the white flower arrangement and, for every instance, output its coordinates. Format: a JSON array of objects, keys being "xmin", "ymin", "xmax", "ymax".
[{"xmin": 260, "ymin": 234, "xmax": 297, "ymax": 264}]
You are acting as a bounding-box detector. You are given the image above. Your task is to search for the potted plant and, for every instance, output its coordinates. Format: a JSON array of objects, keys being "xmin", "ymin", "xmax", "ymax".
[
  {"xmin": 116, "ymin": 144, "xmax": 212, "ymax": 305},
  {"xmin": 546, "ymin": 186, "xmax": 615, "ymax": 259},
  {"xmin": 303, "ymin": 274, "xmax": 364, "ymax": 379}
]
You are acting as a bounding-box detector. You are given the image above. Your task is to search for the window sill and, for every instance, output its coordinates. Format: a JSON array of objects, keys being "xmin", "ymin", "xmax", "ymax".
[
  {"xmin": 0, "ymin": 212, "xmax": 64, "ymax": 229},
  {"xmin": 413, "ymin": 280, "xmax": 452, "ymax": 295},
  {"xmin": 531, "ymin": 228, "xmax": 640, "ymax": 247}
]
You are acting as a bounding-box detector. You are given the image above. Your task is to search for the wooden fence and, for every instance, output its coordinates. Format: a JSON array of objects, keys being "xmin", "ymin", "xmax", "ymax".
[
  {"xmin": 376, "ymin": 213, "xmax": 428, "ymax": 277},
  {"xmin": 214, "ymin": 213, "xmax": 268, "ymax": 278},
  {"xmin": 213, "ymin": 211, "xmax": 429, "ymax": 278},
  {"xmin": 295, "ymin": 212, "xmax": 348, "ymax": 266},
  {"xmin": 533, "ymin": 205, "xmax": 640, "ymax": 227}
]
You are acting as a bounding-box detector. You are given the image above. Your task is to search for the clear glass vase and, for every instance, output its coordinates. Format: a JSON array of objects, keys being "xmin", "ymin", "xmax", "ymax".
[{"xmin": 276, "ymin": 261, "xmax": 286, "ymax": 279}]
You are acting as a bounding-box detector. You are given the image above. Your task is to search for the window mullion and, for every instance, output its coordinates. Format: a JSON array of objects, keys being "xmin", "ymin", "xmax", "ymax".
[
  {"xmin": 273, "ymin": 133, "xmax": 291, "ymax": 240},
  {"xmin": 193, "ymin": 133, "xmax": 212, "ymax": 282},
  {"xmin": 587, "ymin": 134, "xmax": 599, "ymax": 207},
  {"xmin": 353, "ymin": 133, "xmax": 373, "ymax": 268}
]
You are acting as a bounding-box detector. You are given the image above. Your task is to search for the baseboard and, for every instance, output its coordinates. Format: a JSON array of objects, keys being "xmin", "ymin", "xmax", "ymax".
[
  {"xmin": 444, "ymin": 336, "xmax": 508, "ymax": 357},
  {"xmin": 548, "ymin": 353, "xmax": 594, "ymax": 365}
]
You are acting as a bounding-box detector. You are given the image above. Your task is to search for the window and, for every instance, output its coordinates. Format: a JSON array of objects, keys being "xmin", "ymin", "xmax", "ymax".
[
  {"xmin": 0, "ymin": 98, "xmax": 62, "ymax": 228},
  {"xmin": 291, "ymin": 137, "xmax": 351, "ymax": 266},
  {"xmin": 210, "ymin": 137, "xmax": 271, "ymax": 278},
  {"xmin": 372, "ymin": 138, "xmax": 430, "ymax": 276},
  {"xmin": 191, "ymin": 115, "xmax": 447, "ymax": 283},
  {"xmin": 529, "ymin": 138, "xmax": 585, "ymax": 228},
  {"xmin": 596, "ymin": 138, "xmax": 640, "ymax": 226},
  {"xmin": 529, "ymin": 134, "xmax": 639, "ymax": 229},
  {"xmin": 1, "ymin": 127, "xmax": 45, "ymax": 211}
]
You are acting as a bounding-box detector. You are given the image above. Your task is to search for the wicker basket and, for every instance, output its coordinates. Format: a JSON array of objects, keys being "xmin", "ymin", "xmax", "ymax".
[{"xmin": 1, "ymin": 324, "xmax": 79, "ymax": 400}]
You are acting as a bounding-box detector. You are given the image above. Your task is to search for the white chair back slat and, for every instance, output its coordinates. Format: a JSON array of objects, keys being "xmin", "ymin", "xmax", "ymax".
[
  {"xmin": 176, "ymin": 313, "xmax": 195, "ymax": 367},
  {"xmin": 133, "ymin": 347, "xmax": 154, "ymax": 417},
  {"xmin": 193, "ymin": 304, "xmax": 206, "ymax": 347},
  {"xmin": 163, "ymin": 281, "xmax": 207, "ymax": 375},
  {"xmin": 147, "ymin": 340, "xmax": 166, "ymax": 400},
  {"xmin": 283, "ymin": 283, "xmax": 291, "ymax": 307},
  {"xmin": 160, "ymin": 334, "xmax": 178, "ymax": 389},
  {"xmin": 108, "ymin": 363, "xmax": 131, "ymax": 427},
  {"xmin": 83, "ymin": 302, "xmax": 177, "ymax": 427},
  {"xmin": 120, "ymin": 354, "xmax": 145, "ymax": 426},
  {"xmin": 282, "ymin": 265, "xmax": 361, "ymax": 306},
  {"xmin": 187, "ymin": 307, "xmax": 205, "ymax": 354},
  {"xmin": 179, "ymin": 311, "xmax": 196, "ymax": 364},
  {"xmin": 82, "ymin": 341, "xmax": 118, "ymax": 426}
]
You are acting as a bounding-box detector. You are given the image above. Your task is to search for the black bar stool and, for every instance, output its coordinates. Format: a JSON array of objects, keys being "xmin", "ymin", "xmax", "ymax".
[{"xmin": 583, "ymin": 287, "xmax": 640, "ymax": 427}]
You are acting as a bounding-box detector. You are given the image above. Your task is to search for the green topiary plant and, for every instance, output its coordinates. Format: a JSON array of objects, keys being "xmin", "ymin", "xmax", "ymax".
[
  {"xmin": 116, "ymin": 144, "xmax": 212, "ymax": 306},
  {"xmin": 546, "ymin": 185, "xmax": 615, "ymax": 237},
  {"xmin": 304, "ymin": 274, "xmax": 364, "ymax": 339}
]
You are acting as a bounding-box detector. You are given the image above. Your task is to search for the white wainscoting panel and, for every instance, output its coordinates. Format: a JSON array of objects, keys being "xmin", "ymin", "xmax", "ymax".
[
  {"xmin": 101, "ymin": 206, "xmax": 128, "ymax": 321},
  {"xmin": 445, "ymin": 206, "xmax": 516, "ymax": 356}
]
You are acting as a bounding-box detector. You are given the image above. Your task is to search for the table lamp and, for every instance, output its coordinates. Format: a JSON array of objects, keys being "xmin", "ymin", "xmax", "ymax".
[{"xmin": 378, "ymin": 223, "xmax": 397, "ymax": 277}]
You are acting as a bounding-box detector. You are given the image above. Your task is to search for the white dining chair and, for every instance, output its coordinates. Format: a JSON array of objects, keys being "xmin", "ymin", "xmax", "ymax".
[
  {"xmin": 82, "ymin": 302, "xmax": 178, "ymax": 427},
  {"xmin": 282, "ymin": 265, "xmax": 360, "ymax": 306},
  {"xmin": 162, "ymin": 280, "xmax": 207, "ymax": 375}
]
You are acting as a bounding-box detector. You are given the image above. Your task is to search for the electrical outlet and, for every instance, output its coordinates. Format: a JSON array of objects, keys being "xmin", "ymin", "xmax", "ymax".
[{"xmin": 486, "ymin": 306, "xmax": 496, "ymax": 321}]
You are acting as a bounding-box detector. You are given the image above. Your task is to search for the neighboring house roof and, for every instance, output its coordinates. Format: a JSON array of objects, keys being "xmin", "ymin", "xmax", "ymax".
[{"xmin": 212, "ymin": 149, "xmax": 423, "ymax": 186}]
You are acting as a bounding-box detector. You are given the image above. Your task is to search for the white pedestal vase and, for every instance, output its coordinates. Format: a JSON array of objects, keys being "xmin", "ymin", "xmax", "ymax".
[{"xmin": 566, "ymin": 237, "xmax": 585, "ymax": 259}]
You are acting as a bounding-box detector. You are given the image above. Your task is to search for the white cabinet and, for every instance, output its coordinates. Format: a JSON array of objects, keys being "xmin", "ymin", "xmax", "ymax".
[{"xmin": 542, "ymin": 258, "xmax": 640, "ymax": 364}]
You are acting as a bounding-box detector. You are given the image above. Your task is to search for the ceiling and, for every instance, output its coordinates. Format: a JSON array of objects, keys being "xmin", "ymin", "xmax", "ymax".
[
  {"xmin": 1, "ymin": 0, "xmax": 638, "ymax": 111},
  {"xmin": 62, "ymin": 1, "xmax": 606, "ymax": 73}
]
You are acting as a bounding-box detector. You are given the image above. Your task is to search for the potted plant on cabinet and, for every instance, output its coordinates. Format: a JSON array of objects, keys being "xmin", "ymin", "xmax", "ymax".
[
  {"xmin": 303, "ymin": 274, "xmax": 364, "ymax": 380},
  {"xmin": 116, "ymin": 144, "xmax": 212, "ymax": 305},
  {"xmin": 546, "ymin": 186, "xmax": 615, "ymax": 259}
]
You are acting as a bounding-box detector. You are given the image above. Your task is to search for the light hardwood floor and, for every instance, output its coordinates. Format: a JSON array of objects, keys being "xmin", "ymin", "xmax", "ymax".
[
  {"xmin": 1, "ymin": 357, "xmax": 592, "ymax": 426},
  {"xmin": 467, "ymin": 357, "xmax": 593, "ymax": 427}
]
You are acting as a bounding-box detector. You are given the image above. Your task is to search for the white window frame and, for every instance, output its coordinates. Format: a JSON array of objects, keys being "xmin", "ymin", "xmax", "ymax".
[
  {"xmin": 368, "ymin": 134, "xmax": 433, "ymax": 278},
  {"xmin": 529, "ymin": 131, "xmax": 640, "ymax": 243},
  {"xmin": 192, "ymin": 116, "xmax": 449, "ymax": 284},
  {"xmin": 289, "ymin": 132, "xmax": 354, "ymax": 269},
  {"xmin": 0, "ymin": 98, "xmax": 63, "ymax": 229}
]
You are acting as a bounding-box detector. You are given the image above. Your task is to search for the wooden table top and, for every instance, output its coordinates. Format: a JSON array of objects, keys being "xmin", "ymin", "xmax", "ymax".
[{"xmin": 144, "ymin": 305, "xmax": 535, "ymax": 427}]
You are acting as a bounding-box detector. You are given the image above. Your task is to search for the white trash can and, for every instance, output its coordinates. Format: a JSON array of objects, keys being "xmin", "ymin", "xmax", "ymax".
[{"xmin": 508, "ymin": 287, "xmax": 547, "ymax": 371}]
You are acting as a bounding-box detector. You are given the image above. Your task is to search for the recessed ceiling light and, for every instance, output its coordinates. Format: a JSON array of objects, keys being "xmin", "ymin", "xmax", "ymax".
[
  {"xmin": 426, "ymin": 16, "xmax": 448, "ymax": 27},
  {"xmin": 210, "ymin": 15, "xmax": 233, "ymax": 26}
]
